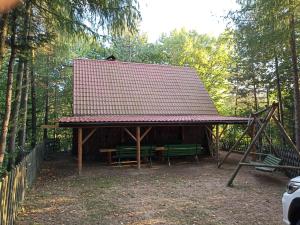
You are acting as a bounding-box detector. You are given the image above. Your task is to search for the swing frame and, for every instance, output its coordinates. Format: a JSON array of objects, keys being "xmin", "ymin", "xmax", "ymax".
[{"xmin": 218, "ymin": 102, "xmax": 300, "ymax": 186}]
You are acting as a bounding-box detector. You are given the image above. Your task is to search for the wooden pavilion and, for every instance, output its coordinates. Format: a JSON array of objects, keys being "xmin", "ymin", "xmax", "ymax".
[{"xmin": 59, "ymin": 59, "xmax": 248, "ymax": 174}]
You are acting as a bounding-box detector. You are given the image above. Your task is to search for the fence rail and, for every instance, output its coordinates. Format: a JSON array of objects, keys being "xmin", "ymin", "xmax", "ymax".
[{"xmin": 0, "ymin": 142, "xmax": 45, "ymax": 225}]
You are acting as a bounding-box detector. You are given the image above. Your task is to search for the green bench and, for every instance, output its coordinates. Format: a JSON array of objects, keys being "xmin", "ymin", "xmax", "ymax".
[
  {"xmin": 115, "ymin": 145, "xmax": 154, "ymax": 166},
  {"xmin": 254, "ymin": 154, "xmax": 282, "ymax": 172},
  {"xmin": 163, "ymin": 144, "xmax": 204, "ymax": 166}
]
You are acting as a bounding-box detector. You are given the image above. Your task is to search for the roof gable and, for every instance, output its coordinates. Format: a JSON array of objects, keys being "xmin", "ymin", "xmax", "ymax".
[{"xmin": 73, "ymin": 59, "xmax": 218, "ymax": 116}]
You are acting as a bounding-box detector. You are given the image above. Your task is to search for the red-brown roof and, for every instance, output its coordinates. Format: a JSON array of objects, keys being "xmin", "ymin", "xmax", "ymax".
[
  {"xmin": 59, "ymin": 59, "xmax": 248, "ymax": 126},
  {"xmin": 59, "ymin": 115, "xmax": 249, "ymax": 126},
  {"xmin": 72, "ymin": 59, "xmax": 217, "ymax": 116}
]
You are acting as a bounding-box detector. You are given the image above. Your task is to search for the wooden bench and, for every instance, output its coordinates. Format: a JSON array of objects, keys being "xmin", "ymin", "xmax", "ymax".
[
  {"xmin": 163, "ymin": 144, "xmax": 204, "ymax": 166},
  {"xmin": 115, "ymin": 145, "xmax": 154, "ymax": 166},
  {"xmin": 254, "ymin": 154, "xmax": 282, "ymax": 172}
]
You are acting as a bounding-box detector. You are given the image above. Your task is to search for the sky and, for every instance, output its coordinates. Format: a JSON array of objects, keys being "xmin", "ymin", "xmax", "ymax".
[{"xmin": 138, "ymin": 0, "xmax": 239, "ymax": 42}]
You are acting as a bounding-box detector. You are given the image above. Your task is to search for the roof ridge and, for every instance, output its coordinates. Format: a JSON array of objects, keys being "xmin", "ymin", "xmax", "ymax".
[{"xmin": 74, "ymin": 58, "xmax": 193, "ymax": 70}]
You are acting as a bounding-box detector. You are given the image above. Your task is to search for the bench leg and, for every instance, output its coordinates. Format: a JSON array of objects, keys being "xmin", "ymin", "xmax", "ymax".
[
  {"xmin": 195, "ymin": 155, "xmax": 199, "ymax": 163},
  {"xmin": 149, "ymin": 156, "xmax": 152, "ymax": 168},
  {"xmin": 168, "ymin": 157, "xmax": 171, "ymax": 167}
]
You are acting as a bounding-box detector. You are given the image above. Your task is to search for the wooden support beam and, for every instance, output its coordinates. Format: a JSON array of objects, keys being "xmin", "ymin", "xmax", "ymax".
[
  {"xmin": 216, "ymin": 124, "xmax": 220, "ymax": 163},
  {"xmin": 78, "ymin": 128, "xmax": 83, "ymax": 175},
  {"xmin": 205, "ymin": 129, "xmax": 214, "ymax": 157},
  {"xmin": 124, "ymin": 128, "xmax": 136, "ymax": 142},
  {"xmin": 226, "ymin": 104, "xmax": 277, "ymax": 186},
  {"xmin": 273, "ymin": 115, "xmax": 300, "ymax": 158},
  {"xmin": 141, "ymin": 127, "xmax": 152, "ymax": 141},
  {"xmin": 136, "ymin": 126, "xmax": 141, "ymax": 169},
  {"xmin": 250, "ymin": 120, "xmax": 257, "ymax": 161},
  {"xmin": 219, "ymin": 124, "xmax": 228, "ymax": 139},
  {"xmin": 218, "ymin": 119, "xmax": 255, "ymax": 168},
  {"xmin": 205, "ymin": 125, "xmax": 216, "ymax": 139},
  {"xmin": 82, "ymin": 128, "xmax": 97, "ymax": 145}
]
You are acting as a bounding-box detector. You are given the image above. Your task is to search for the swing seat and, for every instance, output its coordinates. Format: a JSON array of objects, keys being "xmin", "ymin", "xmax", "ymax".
[{"xmin": 254, "ymin": 154, "xmax": 282, "ymax": 172}]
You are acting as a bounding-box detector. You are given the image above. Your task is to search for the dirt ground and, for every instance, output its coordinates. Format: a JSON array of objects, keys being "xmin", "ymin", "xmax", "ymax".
[{"xmin": 16, "ymin": 152, "xmax": 289, "ymax": 225}]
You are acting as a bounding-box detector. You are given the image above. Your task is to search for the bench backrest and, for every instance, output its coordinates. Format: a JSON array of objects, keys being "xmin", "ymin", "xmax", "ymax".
[
  {"xmin": 116, "ymin": 145, "xmax": 154, "ymax": 157},
  {"xmin": 263, "ymin": 154, "xmax": 281, "ymax": 166},
  {"xmin": 164, "ymin": 144, "xmax": 203, "ymax": 157}
]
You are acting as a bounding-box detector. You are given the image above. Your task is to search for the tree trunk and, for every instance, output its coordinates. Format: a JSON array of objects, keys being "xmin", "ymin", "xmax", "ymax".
[
  {"xmin": 7, "ymin": 60, "xmax": 24, "ymax": 168},
  {"xmin": 0, "ymin": 12, "xmax": 18, "ymax": 166},
  {"xmin": 253, "ymin": 81, "xmax": 258, "ymax": 111},
  {"xmin": 16, "ymin": 0, "xmax": 31, "ymax": 149},
  {"xmin": 43, "ymin": 76, "xmax": 49, "ymax": 140},
  {"xmin": 30, "ymin": 60, "xmax": 36, "ymax": 148},
  {"xmin": 275, "ymin": 56, "xmax": 284, "ymax": 127},
  {"xmin": 0, "ymin": 13, "xmax": 8, "ymax": 71},
  {"xmin": 289, "ymin": 10, "xmax": 300, "ymax": 150},
  {"xmin": 18, "ymin": 61, "xmax": 29, "ymax": 148}
]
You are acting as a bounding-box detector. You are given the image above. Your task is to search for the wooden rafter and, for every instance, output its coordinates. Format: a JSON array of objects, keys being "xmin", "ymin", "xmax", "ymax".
[
  {"xmin": 124, "ymin": 128, "xmax": 136, "ymax": 142},
  {"xmin": 141, "ymin": 127, "xmax": 152, "ymax": 141},
  {"xmin": 83, "ymin": 128, "xmax": 97, "ymax": 145},
  {"xmin": 205, "ymin": 125, "xmax": 216, "ymax": 139}
]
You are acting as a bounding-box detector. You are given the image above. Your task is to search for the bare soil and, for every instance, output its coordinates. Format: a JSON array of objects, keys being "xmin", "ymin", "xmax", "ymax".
[{"xmin": 16, "ymin": 152, "xmax": 288, "ymax": 225}]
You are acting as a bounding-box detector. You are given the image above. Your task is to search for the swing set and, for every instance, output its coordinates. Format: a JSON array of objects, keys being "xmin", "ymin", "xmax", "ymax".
[{"xmin": 218, "ymin": 102, "xmax": 300, "ymax": 186}]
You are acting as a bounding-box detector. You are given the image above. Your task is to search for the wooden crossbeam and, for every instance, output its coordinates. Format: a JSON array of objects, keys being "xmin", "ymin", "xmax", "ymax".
[
  {"xmin": 83, "ymin": 128, "xmax": 97, "ymax": 145},
  {"xmin": 141, "ymin": 127, "xmax": 152, "ymax": 141},
  {"xmin": 124, "ymin": 128, "xmax": 136, "ymax": 142}
]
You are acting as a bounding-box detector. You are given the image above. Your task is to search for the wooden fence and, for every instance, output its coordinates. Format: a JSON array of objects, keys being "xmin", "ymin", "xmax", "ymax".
[
  {"xmin": 0, "ymin": 142, "xmax": 45, "ymax": 225},
  {"xmin": 221, "ymin": 140, "xmax": 300, "ymax": 178}
]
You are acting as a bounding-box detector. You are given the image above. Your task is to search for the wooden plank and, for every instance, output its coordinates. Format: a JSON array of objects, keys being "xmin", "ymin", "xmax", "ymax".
[
  {"xmin": 78, "ymin": 128, "xmax": 83, "ymax": 175},
  {"xmin": 239, "ymin": 162, "xmax": 300, "ymax": 169},
  {"xmin": 136, "ymin": 126, "xmax": 141, "ymax": 169},
  {"xmin": 140, "ymin": 127, "xmax": 152, "ymax": 141},
  {"xmin": 124, "ymin": 128, "xmax": 137, "ymax": 142},
  {"xmin": 82, "ymin": 128, "xmax": 97, "ymax": 145}
]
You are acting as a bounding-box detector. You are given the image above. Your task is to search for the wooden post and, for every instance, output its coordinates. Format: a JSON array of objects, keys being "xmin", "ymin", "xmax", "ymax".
[
  {"xmin": 227, "ymin": 104, "xmax": 277, "ymax": 186},
  {"xmin": 218, "ymin": 119, "xmax": 255, "ymax": 168},
  {"xmin": 216, "ymin": 124, "xmax": 220, "ymax": 163},
  {"xmin": 251, "ymin": 123, "xmax": 257, "ymax": 161},
  {"xmin": 136, "ymin": 126, "xmax": 141, "ymax": 169},
  {"xmin": 78, "ymin": 128, "xmax": 82, "ymax": 175}
]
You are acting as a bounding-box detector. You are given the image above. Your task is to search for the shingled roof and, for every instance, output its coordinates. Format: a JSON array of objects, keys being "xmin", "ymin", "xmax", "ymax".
[{"xmin": 59, "ymin": 59, "xmax": 248, "ymax": 126}]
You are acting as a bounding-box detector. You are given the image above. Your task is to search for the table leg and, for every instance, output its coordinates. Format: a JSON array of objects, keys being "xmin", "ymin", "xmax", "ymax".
[{"xmin": 108, "ymin": 152, "xmax": 112, "ymax": 165}]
